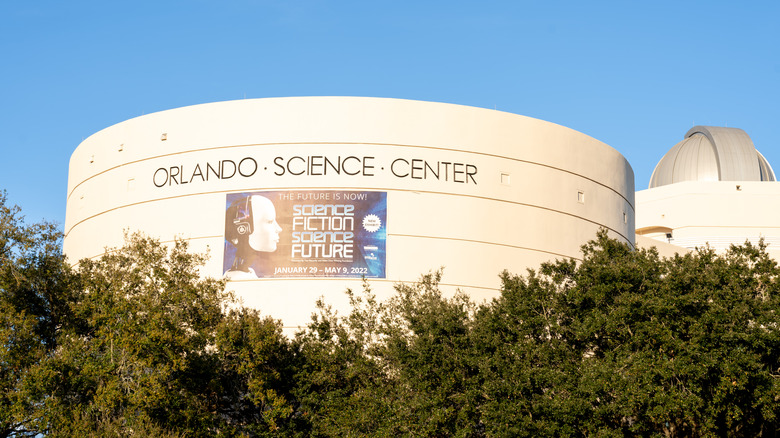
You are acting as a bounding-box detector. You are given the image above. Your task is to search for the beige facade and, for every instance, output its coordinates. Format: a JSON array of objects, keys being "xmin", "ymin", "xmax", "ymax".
[
  {"xmin": 634, "ymin": 234, "xmax": 690, "ymax": 258},
  {"xmin": 636, "ymin": 181, "xmax": 780, "ymax": 258},
  {"xmin": 64, "ymin": 97, "xmax": 635, "ymax": 330}
]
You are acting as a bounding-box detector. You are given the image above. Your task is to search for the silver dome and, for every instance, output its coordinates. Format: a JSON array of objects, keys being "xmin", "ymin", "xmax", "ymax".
[{"xmin": 649, "ymin": 126, "xmax": 776, "ymax": 188}]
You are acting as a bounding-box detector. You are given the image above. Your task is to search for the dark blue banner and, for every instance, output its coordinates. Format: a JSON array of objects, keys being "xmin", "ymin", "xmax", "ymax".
[{"xmin": 223, "ymin": 190, "xmax": 387, "ymax": 279}]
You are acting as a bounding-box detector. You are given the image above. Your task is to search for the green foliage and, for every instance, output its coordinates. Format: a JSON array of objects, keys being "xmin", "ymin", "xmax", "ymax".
[
  {"xmin": 291, "ymin": 286, "xmax": 395, "ymax": 436},
  {"xmin": 214, "ymin": 307, "xmax": 295, "ymax": 435},
  {"xmin": 378, "ymin": 272, "xmax": 482, "ymax": 436},
  {"xmin": 293, "ymin": 230, "xmax": 780, "ymax": 436},
  {"xmin": 0, "ymin": 191, "xmax": 295, "ymax": 437},
  {"xmin": 290, "ymin": 273, "xmax": 483, "ymax": 437},
  {"xmin": 4, "ymin": 189, "xmax": 780, "ymax": 437},
  {"xmin": 35, "ymin": 234, "xmax": 231, "ymax": 436},
  {"xmin": 475, "ymin": 231, "xmax": 780, "ymax": 436},
  {"xmin": 0, "ymin": 191, "xmax": 77, "ymax": 437}
]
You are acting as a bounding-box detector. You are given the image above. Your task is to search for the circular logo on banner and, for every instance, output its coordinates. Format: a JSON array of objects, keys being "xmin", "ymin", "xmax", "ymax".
[{"xmin": 362, "ymin": 214, "xmax": 382, "ymax": 233}]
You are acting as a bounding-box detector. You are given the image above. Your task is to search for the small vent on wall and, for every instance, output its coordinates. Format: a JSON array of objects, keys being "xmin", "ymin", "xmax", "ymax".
[
  {"xmin": 89, "ymin": 155, "xmax": 94, "ymax": 164},
  {"xmin": 118, "ymin": 143, "xmax": 124, "ymax": 152},
  {"xmin": 500, "ymin": 172, "xmax": 511, "ymax": 185},
  {"xmin": 577, "ymin": 191, "xmax": 585, "ymax": 203},
  {"xmin": 161, "ymin": 133, "xmax": 168, "ymax": 141}
]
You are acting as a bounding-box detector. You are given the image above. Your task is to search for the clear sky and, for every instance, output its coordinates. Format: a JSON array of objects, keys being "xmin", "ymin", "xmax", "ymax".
[{"xmin": 2, "ymin": 0, "xmax": 779, "ymax": 226}]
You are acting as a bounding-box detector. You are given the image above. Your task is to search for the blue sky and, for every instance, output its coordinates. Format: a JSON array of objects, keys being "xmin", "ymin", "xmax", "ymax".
[{"xmin": 2, "ymin": 1, "xmax": 779, "ymax": 226}]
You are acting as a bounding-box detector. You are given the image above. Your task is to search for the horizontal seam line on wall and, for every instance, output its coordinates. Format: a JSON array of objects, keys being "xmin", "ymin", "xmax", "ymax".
[
  {"xmin": 68, "ymin": 232, "xmax": 587, "ymax": 267},
  {"xmin": 390, "ymin": 233, "xmax": 574, "ymax": 259},
  {"xmin": 66, "ymin": 235, "xmax": 223, "ymax": 268},
  {"xmin": 63, "ymin": 186, "xmax": 634, "ymax": 246}
]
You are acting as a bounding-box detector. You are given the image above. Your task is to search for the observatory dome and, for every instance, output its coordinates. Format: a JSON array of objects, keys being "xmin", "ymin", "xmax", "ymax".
[{"xmin": 649, "ymin": 126, "xmax": 775, "ymax": 188}]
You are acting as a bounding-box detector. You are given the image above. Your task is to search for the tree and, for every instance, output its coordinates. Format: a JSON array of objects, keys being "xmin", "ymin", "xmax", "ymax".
[
  {"xmin": 290, "ymin": 287, "xmax": 395, "ymax": 436},
  {"xmin": 0, "ymin": 193, "xmax": 298, "ymax": 437},
  {"xmin": 376, "ymin": 272, "xmax": 483, "ymax": 436},
  {"xmin": 292, "ymin": 230, "xmax": 780, "ymax": 437},
  {"xmin": 214, "ymin": 307, "xmax": 296, "ymax": 436},
  {"xmin": 5, "ymin": 188, "xmax": 780, "ymax": 437},
  {"xmin": 291, "ymin": 272, "xmax": 484, "ymax": 437},
  {"xmin": 478, "ymin": 231, "xmax": 780, "ymax": 436},
  {"xmin": 0, "ymin": 191, "xmax": 76, "ymax": 437},
  {"xmin": 28, "ymin": 233, "xmax": 300, "ymax": 437},
  {"xmin": 29, "ymin": 234, "xmax": 230, "ymax": 435}
]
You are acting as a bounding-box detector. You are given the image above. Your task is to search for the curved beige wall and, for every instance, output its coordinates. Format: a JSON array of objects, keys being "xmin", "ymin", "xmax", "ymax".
[{"xmin": 64, "ymin": 97, "xmax": 634, "ymax": 330}]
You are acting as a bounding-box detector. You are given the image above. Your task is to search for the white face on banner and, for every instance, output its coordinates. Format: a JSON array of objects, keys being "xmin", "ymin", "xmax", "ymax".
[{"xmin": 248, "ymin": 195, "xmax": 282, "ymax": 252}]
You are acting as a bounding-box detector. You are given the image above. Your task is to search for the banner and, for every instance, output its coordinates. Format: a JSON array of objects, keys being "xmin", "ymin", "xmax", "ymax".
[{"xmin": 223, "ymin": 190, "xmax": 386, "ymax": 279}]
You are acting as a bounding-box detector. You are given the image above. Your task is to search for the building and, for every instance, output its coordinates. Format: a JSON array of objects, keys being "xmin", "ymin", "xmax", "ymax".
[
  {"xmin": 636, "ymin": 126, "xmax": 780, "ymax": 259},
  {"xmin": 64, "ymin": 97, "xmax": 635, "ymax": 330}
]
